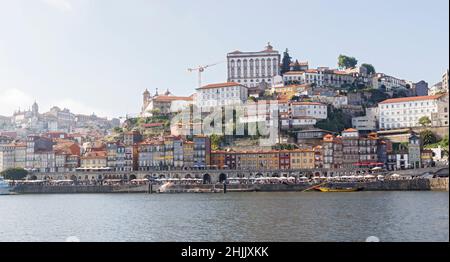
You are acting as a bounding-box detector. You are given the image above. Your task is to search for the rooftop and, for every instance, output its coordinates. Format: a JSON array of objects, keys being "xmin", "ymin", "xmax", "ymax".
[
  {"xmin": 197, "ymin": 82, "xmax": 243, "ymax": 90},
  {"xmin": 379, "ymin": 94, "xmax": 444, "ymax": 104}
]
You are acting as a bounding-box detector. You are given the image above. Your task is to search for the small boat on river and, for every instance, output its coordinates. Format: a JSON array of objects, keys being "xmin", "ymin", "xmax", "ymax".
[
  {"xmin": 0, "ymin": 177, "xmax": 14, "ymax": 195},
  {"xmin": 315, "ymin": 186, "xmax": 364, "ymax": 192}
]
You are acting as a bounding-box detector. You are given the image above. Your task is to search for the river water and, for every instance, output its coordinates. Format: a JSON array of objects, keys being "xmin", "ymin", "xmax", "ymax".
[{"xmin": 0, "ymin": 191, "xmax": 448, "ymax": 242}]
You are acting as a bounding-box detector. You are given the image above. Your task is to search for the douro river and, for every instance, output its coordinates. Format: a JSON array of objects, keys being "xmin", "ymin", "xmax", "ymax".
[{"xmin": 0, "ymin": 191, "xmax": 448, "ymax": 242}]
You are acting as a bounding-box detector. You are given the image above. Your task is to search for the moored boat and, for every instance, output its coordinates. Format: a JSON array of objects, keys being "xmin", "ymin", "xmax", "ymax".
[
  {"xmin": 0, "ymin": 177, "xmax": 14, "ymax": 195},
  {"xmin": 316, "ymin": 186, "xmax": 363, "ymax": 192}
]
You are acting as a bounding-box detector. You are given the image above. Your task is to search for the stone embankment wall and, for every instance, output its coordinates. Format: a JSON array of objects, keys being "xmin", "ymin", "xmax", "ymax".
[
  {"xmin": 429, "ymin": 178, "xmax": 449, "ymax": 191},
  {"xmin": 12, "ymin": 178, "xmax": 449, "ymax": 194}
]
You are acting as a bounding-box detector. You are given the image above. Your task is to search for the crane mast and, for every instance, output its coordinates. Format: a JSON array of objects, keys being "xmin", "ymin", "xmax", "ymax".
[{"xmin": 188, "ymin": 61, "xmax": 224, "ymax": 88}]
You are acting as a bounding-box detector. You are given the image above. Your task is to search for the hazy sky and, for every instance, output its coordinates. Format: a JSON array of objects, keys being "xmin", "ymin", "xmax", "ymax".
[{"xmin": 0, "ymin": 0, "xmax": 448, "ymax": 118}]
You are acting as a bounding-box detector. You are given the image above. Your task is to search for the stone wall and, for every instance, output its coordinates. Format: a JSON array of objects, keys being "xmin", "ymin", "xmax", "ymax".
[
  {"xmin": 429, "ymin": 178, "xmax": 449, "ymax": 191},
  {"xmin": 12, "ymin": 178, "xmax": 449, "ymax": 194}
]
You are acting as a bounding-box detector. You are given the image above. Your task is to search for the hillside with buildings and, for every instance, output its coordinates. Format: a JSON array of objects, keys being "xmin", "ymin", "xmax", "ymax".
[{"xmin": 0, "ymin": 43, "xmax": 448, "ymax": 175}]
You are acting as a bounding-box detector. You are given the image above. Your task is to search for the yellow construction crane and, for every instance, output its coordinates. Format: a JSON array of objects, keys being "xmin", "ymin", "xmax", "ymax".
[{"xmin": 188, "ymin": 61, "xmax": 224, "ymax": 88}]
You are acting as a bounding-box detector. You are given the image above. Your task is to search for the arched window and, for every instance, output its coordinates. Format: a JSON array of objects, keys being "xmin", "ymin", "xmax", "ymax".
[
  {"xmin": 266, "ymin": 58, "xmax": 272, "ymax": 76},
  {"xmin": 273, "ymin": 58, "xmax": 278, "ymax": 76},
  {"xmin": 255, "ymin": 59, "xmax": 260, "ymax": 76},
  {"xmin": 230, "ymin": 60, "xmax": 235, "ymax": 78},
  {"xmin": 243, "ymin": 59, "xmax": 248, "ymax": 77},
  {"xmin": 261, "ymin": 59, "xmax": 266, "ymax": 77},
  {"xmin": 249, "ymin": 59, "xmax": 254, "ymax": 77},
  {"xmin": 237, "ymin": 59, "xmax": 241, "ymax": 77}
]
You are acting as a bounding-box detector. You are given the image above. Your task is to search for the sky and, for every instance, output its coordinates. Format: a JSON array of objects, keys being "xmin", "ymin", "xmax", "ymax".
[{"xmin": 0, "ymin": 0, "xmax": 448, "ymax": 118}]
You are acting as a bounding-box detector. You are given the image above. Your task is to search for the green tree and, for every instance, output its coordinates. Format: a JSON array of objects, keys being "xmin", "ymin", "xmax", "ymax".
[
  {"xmin": 369, "ymin": 89, "xmax": 390, "ymax": 104},
  {"xmin": 150, "ymin": 108, "xmax": 161, "ymax": 116},
  {"xmin": 420, "ymin": 130, "xmax": 437, "ymax": 146},
  {"xmin": 248, "ymin": 96, "xmax": 257, "ymax": 102},
  {"xmin": 290, "ymin": 95, "xmax": 300, "ymax": 102},
  {"xmin": 113, "ymin": 127, "xmax": 123, "ymax": 133},
  {"xmin": 1, "ymin": 168, "xmax": 28, "ymax": 180},
  {"xmin": 210, "ymin": 134, "xmax": 224, "ymax": 151},
  {"xmin": 361, "ymin": 63, "xmax": 376, "ymax": 75},
  {"xmin": 338, "ymin": 54, "xmax": 358, "ymax": 69},
  {"xmin": 418, "ymin": 116, "xmax": 432, "ymax": 127},
  {"xmin": 281, "ymin": 48, "xmax": 292, "ymax": 75},
  {"xmin": 315, "ymin": 106, "xmax": 352, "ymax": 133},
  {"xmin": 392, "ymin": 89, "xmax": 408, "ymax": 98}
]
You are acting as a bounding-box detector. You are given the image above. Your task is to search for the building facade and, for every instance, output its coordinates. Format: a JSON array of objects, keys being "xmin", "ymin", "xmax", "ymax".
[
  {"xmin": 227, "ymin": 43, "xmax": 281, "ymax": 87},
  {"xmin": 379, "ymin": 95, "xmax": 445, "ymax": 129}
]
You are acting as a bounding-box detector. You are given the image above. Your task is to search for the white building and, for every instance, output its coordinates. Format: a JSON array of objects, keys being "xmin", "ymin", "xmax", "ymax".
[
  {"xmin": 290, "ymin": 102, "xmax": 327, "ymax": 119},
  {"xmin": 442, "ymin": 69, "xmax": 449, "ymax": 93},
  {"xmin": 227, "ymin": 43, "xmax": 281, "ymax": 88},
  {"xmin": 352, "ymin": 107, "xmax": 378, "ymax": 131},
  {"xmin": 378, "ymin": 95, "xmax": 446, "ymax": 129},
  {"xmin": 280, "ymin": 101, "xmax": 327, "ymax": 129},
  {"xmin": 304, "ymin": 69, "xmax": 325, "ymax": 86},
  {"xmin": 141, "ymin": 89, "xmax": 193, "ymax": 117},
  {"xmin": 195, "ymin": 82, "xmax": 248, "ymax": 108},
  {"xmin": 283, "ymin": 71, "xmax": 304, "ymax": 85},
  {"xmin": 372, "ymin": 73, "xmax": 407, "ymax": 91}
]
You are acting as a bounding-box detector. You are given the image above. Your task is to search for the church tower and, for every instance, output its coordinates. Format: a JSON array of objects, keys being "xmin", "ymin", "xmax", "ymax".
[
  {"xmin": 142, "ymin": 89, "xmax": 151, "ymax": 112},
  {"xmin": 32, "ymin": 101, "xmax": 39, "ymax": 116}
]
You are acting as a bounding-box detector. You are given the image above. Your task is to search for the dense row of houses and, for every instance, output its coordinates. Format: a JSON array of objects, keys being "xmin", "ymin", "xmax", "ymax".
[{"xmin": 0, "ymin": 126, "xmax": 440, "ymax": 174}]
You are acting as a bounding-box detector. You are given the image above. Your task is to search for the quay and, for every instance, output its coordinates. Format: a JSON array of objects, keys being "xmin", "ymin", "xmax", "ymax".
[
  {"xmin": 24, "ymin": 166, "xmax": 449, "ymax": 184},
  {"xmin": 7, "ymin": 166, "xmax": 448, "ymax": 194},
  {"xmin": 10, "ymin": 177, "xmax": 449, "ymax": 194}
]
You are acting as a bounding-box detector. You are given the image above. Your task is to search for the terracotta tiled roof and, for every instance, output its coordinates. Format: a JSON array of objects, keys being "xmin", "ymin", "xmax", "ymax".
[
  {"xmin": 379, "ymin": 94, "xmax": 444, "ymax": 104},
  {"xmin": 152, "ymin": 95, "xmax": 193, "ymax": 102},
  {"xmin": 290, "ymin": 101, "xmax": 325, "ymax": 106},
  {"xmin": 82, "ymin": 151, "xmax": 107, "ymax": 158},
  {"xmin": 284, "ymin": 71, "xmax": 304, "ymax": 75},
  {"xmin": 343, "ymin": 128, "xmax": 358, "ymax": 132},
  {"xmin": 197, "ymin": 82, "xmax": 242, "ymax": 90}
]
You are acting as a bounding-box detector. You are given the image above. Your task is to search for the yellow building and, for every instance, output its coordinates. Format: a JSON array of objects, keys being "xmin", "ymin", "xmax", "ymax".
[
  {"xmin": 290, "ymin": 149, "xmax": 315, "ymax": 169},
  {"xmin": 236, "ymin": 151, "xmax": 279, "ymax": 170},
  {"xmin": 182, "ymin": 141, "xmax": 194, "ymax": 168},
  {"xmin": 81, "ymin": 151, "xmax": 107, "ymax": 168},
  {"xmin": 272, "ymin": 84, "xmax": 310, "ymax": 98}
]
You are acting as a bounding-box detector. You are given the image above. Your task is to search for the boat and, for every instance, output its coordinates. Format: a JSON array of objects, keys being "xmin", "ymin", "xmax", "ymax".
[
  {"xmin": 316, "ymin": 186, "xmax": 363, "ymax": 192},
  {"xmin": 0, "ymin": 177, "xmax": 14, "ymax": 195}
]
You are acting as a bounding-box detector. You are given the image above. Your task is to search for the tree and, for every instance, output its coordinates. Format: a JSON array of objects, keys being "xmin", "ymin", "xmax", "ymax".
[
  {"xmin": 315, "ymin": 106, "xmax": 352, "ymax": 133},
  {"xmin": 281, "ymin": 48, "xmax": 292, "ymax": 75},
  {"xmin": 290, "ymin": 95, "xmax": 300, "ymax": 102},
  {"xmin": 392, "ymin": 89, "xmax": 408, "ymax": 98},
  {"xmin": 338, "ymin": 54, "xmax": 358, "ymax": 69},
  {"xmin": 210, "ymin": 134, "xmax": 224, "ymax": 151},
  {"xmin": 150, "ymin": 108, "xmax": 161, "ymax": 116},
  {"xmin": 420, "ymin": 130, "xmax": 437, "ymax": 146},
  {"xmin": 361, "ymin": 63, "xmax": 376, "ymax": 75},
  {"xmin": 113, "ymin": 127, "xmax": 123, "ymax": 133},
  {"xmin": 248, "ymin": 96, "xmax": 257, "ymax": 102},
  {"xmin": 369, "ymin": 89, "xmax": 390, "ymax": 104},
  {"xmin": 418, "ymin": 116, "xmax": 432, "ymax": 127},
  {"xmin": 1, "ymin": 168, "xmax": 28, "ymax": 180}
]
